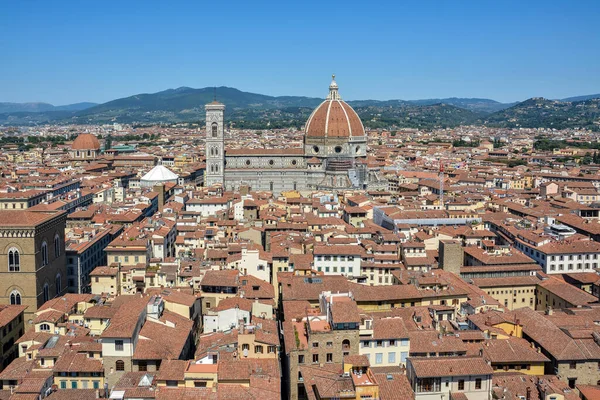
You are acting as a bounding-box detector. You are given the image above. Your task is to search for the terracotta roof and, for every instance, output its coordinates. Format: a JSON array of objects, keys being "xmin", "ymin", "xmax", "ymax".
[
  {"xmin": 409, "ymin": 356, "xmax": 493, "ymax": 377},
  {"xmin": 305, "ymin": 98, "xmax": 365, "ymax": 138},
  {"xmin": 0, "ymin": 210, "xmax": 66, "ymax": 227},
  {"xmin": 374, "ymin": 372, "xmax": 414, "ymax": 400},
  {"xmin": 0, "ymin": 305, "xmax": 27, "ymax": 327},
  {"xmin": 330, "ymin": 301, "xmax": 360, "ymax": 324}
]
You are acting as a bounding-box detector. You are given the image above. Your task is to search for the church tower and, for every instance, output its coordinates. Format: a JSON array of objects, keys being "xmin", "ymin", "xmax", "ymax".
[{"xmin": 205, "ymin": 100, "xmax": 225, "ymax": 187}]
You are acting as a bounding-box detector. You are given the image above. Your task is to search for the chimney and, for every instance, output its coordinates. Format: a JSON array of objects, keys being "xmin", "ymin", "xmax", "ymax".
[
  {"xmin": 95, "ymin": 389, "xmax": 100, "ymax": 399},
  {"xmin": 526, "ymin": 386, "xmax": 531, "ymax": 400}
]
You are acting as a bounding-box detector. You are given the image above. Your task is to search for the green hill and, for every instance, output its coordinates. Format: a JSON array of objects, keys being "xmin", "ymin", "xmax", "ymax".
[
  {"xmin": 1, "ymin": 87, "xmax": 600, "ymax": 130},
  {"xmin": 483, "ymin": 97, "xmax": 600, "ymax": 131}
]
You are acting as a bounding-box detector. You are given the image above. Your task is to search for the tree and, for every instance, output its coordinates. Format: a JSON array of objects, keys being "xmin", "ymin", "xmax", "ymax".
[{"xmin": 104, "ymin": 135, "xmax": 113, "ymax": 151}]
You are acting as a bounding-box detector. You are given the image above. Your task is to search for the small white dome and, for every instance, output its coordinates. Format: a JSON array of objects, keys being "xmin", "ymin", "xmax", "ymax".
[{"xmin": 140, "ymin": 165, "xmax": 179, "ymax": 187}]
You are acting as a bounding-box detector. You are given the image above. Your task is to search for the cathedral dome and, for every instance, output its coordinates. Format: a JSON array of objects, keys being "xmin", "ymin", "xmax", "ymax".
[
  {"xmin": 71, "ymin": 133, "xmax": 101, "ymax": 150},
  {"xmin": 305, "ymin": 76, "xmax": 365, "ymax": 139}
]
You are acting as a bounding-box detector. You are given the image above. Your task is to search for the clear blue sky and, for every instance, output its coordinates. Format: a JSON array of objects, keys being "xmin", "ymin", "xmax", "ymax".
[{"xmin": 1, "ymin": 0, "xmax": 598, "ymax": 105}]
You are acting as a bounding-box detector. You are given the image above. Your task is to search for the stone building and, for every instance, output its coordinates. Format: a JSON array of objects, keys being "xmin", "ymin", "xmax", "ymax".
[
  {"xmin": 206, "ymin": 76, "xmax": 386, "ymax": 194},
  {"xmin": 283, "ymin": 293, "xmax": 361, "ymax": 400},
  {"xmin": 0, "ymin": 305, "xmax": 27, "ymax": 371},
  {"xmin": 0, "ymin": 210, "xmax": 68, "ymax": 320}
]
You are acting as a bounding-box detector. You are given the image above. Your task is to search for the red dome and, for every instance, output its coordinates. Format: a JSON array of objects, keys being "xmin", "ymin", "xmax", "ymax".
[
  {"xmin": 71, "ymin": 134, "xmax": 101, "ymax": 150},
  {"xmin": 305, "ymin": 76, "xmax": 365, "ymax": 139}
]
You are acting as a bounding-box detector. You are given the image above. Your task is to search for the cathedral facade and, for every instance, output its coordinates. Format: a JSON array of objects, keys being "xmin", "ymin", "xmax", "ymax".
[{"xmin": 205, "ymin": 77, "xmax": 384, "ymax": 194}]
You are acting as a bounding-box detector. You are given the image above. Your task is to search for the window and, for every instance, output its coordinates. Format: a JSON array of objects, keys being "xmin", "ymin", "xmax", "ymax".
[
  {"xmin": 312, "ymin": 354, "xmax": 319, "ymax": 363},
  {"xmin": 298, "ymin": 355, "xmax": 304, "ymax": 364},
  {"xmin": 10, "ymin": 290, "xmax": 21, "ymax": 305},
  {"xmin": 41, "ymin": 241, "xmax": 48, "ymax": 266},
  {"xmin": 254, "ymin": 345, "xmax": 263, "ymax": 354},
  {"xmin": 569, "ymin": 361, "xmax": 577, "ymax": 369},
  {"xmin": 211, "ymin": 123, "xmax": 218, "ymax": 137},
  {"xmin": 326, "ymin": 353, "xmax": 333, "ymax": 362},
  {"xmin": 71, "ymin": 381, "xmax": 77, "ymax": 389},
  {"xmin": 417, "ymin": 377, "xmax": 441, "ymax": 392},
  {"xmin": 475, "ymin": 378, "xmax": 482, "ymax": 389},
  {"xmin": 40, "ymin": 323, "xmax": 51, "ymax": 332},
  {"xmin": 400, "ymin": 352, "xmax": 408, "ymax": 363},
  {"xmin": 54, "ymin": 234, "xmax": 61, "ymax": 257},
  {"xmin": 458, "ymin": 379, "xmax": 465, "ymax": 390},
  {"xmin": 568, "ymin": 378, "xmax": 576, "ymax": 389},
  {"xmin": 166, "ymin": 380, "xmax": 177, "ymax": 387},
  {"xmin": 55, "ymin": 274, "xmax": 62, "ymax": 295},
  {"xmin": 115, "ymin": 340, "xmax": 124, "ymax": 352},
  {"xmin": 8, "ymin": 248, "xmax": 20, "ymax": 271},
  {"xmin": 60, "ymin": 381, "xmax": 67, "ymax": 389},
  {"xmin": 138, "ymin": 361, "xmax": 147, "ymax": 371},
  {"xmin": 194, "ymin": 381, "xmax": 207, "ymax": 388},
  {"xmin": 43, "ymin": 283, "xmax": 49, "ymax": 303},
  {"xmin": 388, "ymin": 352, "xmax": 396, "ymax": 363},
  {"xmin": 375, "ymin": 353, "xmax": 383, "ymax": 364},
  {"xmin": 116, "ymin": 360, "xmax": 125, "ymax": 371},
  {"xmin": 268, "ymin": 346, "xmax": 276, "ymax": 353},
  {"xmin": 312, "ymin": 342, "xmax": 319, "ymax": 348}
]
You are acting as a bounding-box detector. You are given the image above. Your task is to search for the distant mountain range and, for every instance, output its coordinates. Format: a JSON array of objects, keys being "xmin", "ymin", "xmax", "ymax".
[
  {"xmin": 0, "ymin": 102, "xmax": 97, "ymax": 113},
  {"xmin": 1, "ymin": 87, "xmax": 599, "ymax": 130}
]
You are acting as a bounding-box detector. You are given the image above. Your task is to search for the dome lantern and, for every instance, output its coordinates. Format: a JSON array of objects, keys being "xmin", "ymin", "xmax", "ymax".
[{"xmin": 327, "ymin": 74, "xmax": 341, "ymax": 100}]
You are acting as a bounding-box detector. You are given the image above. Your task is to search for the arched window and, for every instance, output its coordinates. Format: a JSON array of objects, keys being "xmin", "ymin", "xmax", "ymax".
[
  {"xmin": 41, "ymin": 241, "xmax": 48, "ymax": 266},
  {"xmin": 43, "ymin": 283, "xmax": 49, "ymax": 303},
  {"xmin": 342, "ymin": 339, "xmax": 351, "ymax": 349},
  {"xmin": 211, "ymin": 123, "xmax": 218, "ymax": 137},
  {"xmin": 8, "ymin": 248, "xmax": 20, "ymax": 272},
  {"xmin": 116, "ymin": 360, "xmax": 125, "ymax": 371},
  {"xmin": 54, "ymin": 234, "xmax": 61, "ymax": 258},
  {"xmin": 55, "ymin": 274, "xmax": 62, "ymax": 295},
  {"xmin": 10, "ymin": 290, "xmax": 21, "ymax": 305},
  {"xmin": 39, "ymin": 323, "xmax": 51, "ymax": 332}
]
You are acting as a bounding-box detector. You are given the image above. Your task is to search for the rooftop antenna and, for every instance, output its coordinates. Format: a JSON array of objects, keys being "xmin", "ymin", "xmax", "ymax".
[{"xmin": 213, "ymin": 87, "xmax": 217, "ymax": 102}]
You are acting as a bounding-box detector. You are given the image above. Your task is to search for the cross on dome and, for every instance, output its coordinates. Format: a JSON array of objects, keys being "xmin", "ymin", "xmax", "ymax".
[{"xmin": 327, "ymin": 74, "xmax": 341, "ymax": 100}]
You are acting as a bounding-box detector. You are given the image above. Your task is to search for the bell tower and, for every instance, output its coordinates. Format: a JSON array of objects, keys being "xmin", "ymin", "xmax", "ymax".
[{"xmin": 205, "ymin": 99, "xmax": 225, "ymax": 187}]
